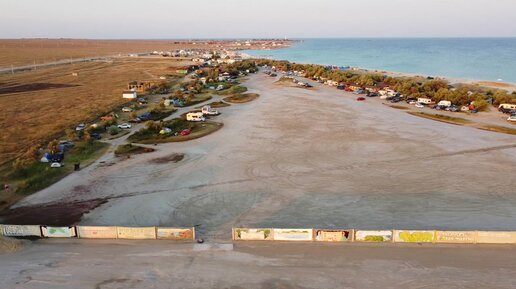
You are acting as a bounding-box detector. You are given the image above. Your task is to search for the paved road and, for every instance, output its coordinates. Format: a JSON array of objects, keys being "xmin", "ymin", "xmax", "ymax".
[{"xmin": 1, "ymin": 239, "xmax": 515, "ymax": 288}]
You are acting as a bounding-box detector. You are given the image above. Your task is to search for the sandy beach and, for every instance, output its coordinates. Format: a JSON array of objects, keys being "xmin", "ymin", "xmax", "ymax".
[{"xmin": 3, "ymin": 72, "xmax": 515, "ymax": 238}]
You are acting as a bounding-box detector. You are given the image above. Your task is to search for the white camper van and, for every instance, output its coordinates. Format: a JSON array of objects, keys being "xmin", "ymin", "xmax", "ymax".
[
  {"xmin": 186, "ymin": 112, "xmax": 205, "ymax": 122},
  {"xmin": 201, "ymin": 105, "xmax": 220, "ymax": 115},
  {"xmin": 499, "ymin": 103, "xmax": 516, "ymax": 110},
  {"xmin": 437, "ymin": 100, "xmax": 452, "ymax": 107}
]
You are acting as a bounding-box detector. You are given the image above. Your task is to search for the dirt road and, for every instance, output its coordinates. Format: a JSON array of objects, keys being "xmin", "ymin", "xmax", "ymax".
[
  {"xmin": 1, "ymin": 239, "xmax": 515, "ymax": 289},
  {"xmin": 5, "ymin": 72, "xmax": 516, "ymax": 238}
]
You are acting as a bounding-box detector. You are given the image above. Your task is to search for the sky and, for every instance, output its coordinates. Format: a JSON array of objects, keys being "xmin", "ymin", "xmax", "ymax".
[{"xmin": 1, "ymin": 0, "xmax": 516, "ymax": 39}]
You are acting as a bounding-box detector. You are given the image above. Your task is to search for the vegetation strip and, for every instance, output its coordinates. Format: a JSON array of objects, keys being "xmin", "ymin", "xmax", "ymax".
[
  {"xmin": 407, "ymin": 112, "xmax": 471, "ymax": 125},
  {"xmin": 224, "ymin": 93, "xmax": 259, "ymax": 104}
]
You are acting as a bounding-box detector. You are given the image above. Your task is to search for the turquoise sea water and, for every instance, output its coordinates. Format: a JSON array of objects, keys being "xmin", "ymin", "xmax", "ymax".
[{"xmin": 245, "ymin": 38, "xmax": 516, "ymax": 83}]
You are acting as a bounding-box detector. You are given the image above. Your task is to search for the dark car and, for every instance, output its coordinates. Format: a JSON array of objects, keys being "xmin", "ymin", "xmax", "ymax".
[
  {"xmin": 90, "ymin": 133, "xmax": 102, "ymax": 140},
  {"xmin": 390, "ymin": 97, "xmax": 401, "ymax": 103},
  {"xmin": 139, "ymin": 112, "xmax": 152, "ymax": 121},
  {"xmin": 129, "ymin": 117, "xmax": 142, "ymax": 123},
  {"xmin": 336, "ymin": 85, "xmax": 345, "ymax": 90},
  {"xmin": 270, "ymin": 73, "xmax": 277, "ymax": 77},
  {"xmin": 449, "ymin": 105, "xmax": 460, "ymax": 112},
  {"xmin": 367, "ymin": 92, "xmax": 379, "ymax": 97}
]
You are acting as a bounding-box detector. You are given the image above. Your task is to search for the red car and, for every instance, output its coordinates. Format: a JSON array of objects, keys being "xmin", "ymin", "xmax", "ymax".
[
  {"xmin": 180, "ymin": 129, "xmax": 191, "ymax": 136},
  {"xmin": 356, "ymin": 97, "xmax": 366, "ymax": 101}
]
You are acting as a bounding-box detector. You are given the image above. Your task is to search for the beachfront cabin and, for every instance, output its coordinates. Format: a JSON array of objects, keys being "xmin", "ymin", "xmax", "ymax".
[
  {"xmin": 122, "ymin": 91, "xmax": 138, "ymax": 99},
  {"xmin": 417, "ymin": 98, "xmax": 433, "ymax": 105}
]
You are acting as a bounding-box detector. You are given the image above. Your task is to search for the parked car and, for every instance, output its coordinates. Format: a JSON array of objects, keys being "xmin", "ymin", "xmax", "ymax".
[
  {"xmin": 117, "ymin": 123, "xmax": 132, "ymax": 129},
  {"xmin": 390, "ymin": 97, "xmax": 402, "ymax": 103},
  {"xmin": 354, "ymin": 89, "xmax": 365, "ymax": 95},
  {"xmin": 406, "ymin": 98, "xmax": 417, "ymax": 103},
  {"xmin": 356, "ymin": 97, "xmax": 366, "ymax": 101},
  {"xmin": 449, "ymin": 105, "xmax": 461, "ymax": 112},
  {"xmin": 415, "ymin": 103, "xmax": 425, "ymax": 108},
  {"xmin": 408, "ymin": 100, "xmax": 417, "ymax": 105},
  {"xmin": 180, "ymin": 129, "xmax": 191, "ymax": 136},
  {"xmin": 129, "ymin": 118, "xmax": 142, "ymax": 123},
  {"xmin": 122, "ymin": 107, "xmax": 133, "ymax": 112},
  {"xmin": 367, "ymin": 92, "xmax": 379, "ymax": 97},
  {"xmin": 336, "ymin": 85, "xmax": 345, "ymax": 90},
  {"xmin": 50, "ymin": 162, "xmax": 62, "ymax": 168},
  {"xmin": 90, "ymin": 133, "xmax": 102, "ymax": 140},
  {"xmin": 507, "ymin": 115, "xmax": 516, "ymax": 122},
  {"xmin": 139, "ymin": 112, "xmax": 152, "ymax": 121},
  {"xmin": 75, "ymin": 123, "xmax": 85, "ymax": 131}
]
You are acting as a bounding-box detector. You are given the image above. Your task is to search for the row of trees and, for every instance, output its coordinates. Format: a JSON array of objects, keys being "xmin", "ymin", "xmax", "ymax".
[{"xmin": 255, "ymin": 59, "xmax": 516, "ymax": 109}]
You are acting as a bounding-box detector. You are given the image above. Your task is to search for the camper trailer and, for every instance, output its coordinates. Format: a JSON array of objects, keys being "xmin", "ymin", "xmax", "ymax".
[
  {"xmin": 417, "ymin": 98, "xmax": 433, "ymax": 105},
  {"xmin": 186, "ymin": 112, "xmax": 205, "ymax": 122},
  {"xmin": 201, "ymin": 105, "xmax": 220, "ymax": 115}
]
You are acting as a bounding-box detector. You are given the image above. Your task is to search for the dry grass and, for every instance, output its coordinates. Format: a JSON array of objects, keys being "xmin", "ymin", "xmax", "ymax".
[
  {"xmin": 0, "ymin": 236, "xmax": 24, "ymax": 254},
  {"xmin": 407, "ymin": 112, "xmax": 471, "ymax": 125},
  {"xmin": 148, "ymin": 153, "xmax": 185, "ymax": 164},
  {"xmin": 0, "ymin": 39, "xmax": 294, "ymax": 68},
  {"xmin": 477, "ymin": 125, "xmax": 516, "ymax": 135},
  {"xmin": 0, "ymin": 58, "xmax": 188, "ymax": 163},
  {"xmin": 389, "ymin": 105, "xmax": 409, "ymax": 110},
  {"xmin": 224, "ymin": 93, "xmax": 260, "ymax": 104},
  {"xmin": 474, "ymin": 81, "xmax": 512, "ymax": 88}
]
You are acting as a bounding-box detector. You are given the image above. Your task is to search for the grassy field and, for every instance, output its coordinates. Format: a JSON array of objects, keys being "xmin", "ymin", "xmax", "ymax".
[
  {"xmin": 215, "ymin": 85, "xmax": 248, "ymax": 96},
  {"xmin": 0, "ymin": 39, "xmax": 293, "ymax": 68},
  {"xmin": 0, "ymin": 58, "xmax": 188, "ymax": 164},
  {"xmin": 0, "ymin": 141, "xmax": 109, "ymax": 210},
  {"xmin": 407, "ymin": 112, "xmax": 471, "ymax": 125},
  {"xmin": 224, "ymin": 93, "xmax": 260, "ymax": 104}
]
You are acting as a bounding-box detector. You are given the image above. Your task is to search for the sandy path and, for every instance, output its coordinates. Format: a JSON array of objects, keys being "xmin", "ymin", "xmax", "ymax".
[
  {"xmin": 8, "ymin": 72, "xmax": 516, "ymax": 237},
  {"xmin": 0, "ymin": 240, "xmax": 515, "ymax": 289}
]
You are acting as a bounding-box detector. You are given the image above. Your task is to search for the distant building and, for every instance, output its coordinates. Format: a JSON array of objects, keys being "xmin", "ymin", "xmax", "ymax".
[{"xmin": 127, "ymin": 81, "xmax": 156, "ymax": 93}]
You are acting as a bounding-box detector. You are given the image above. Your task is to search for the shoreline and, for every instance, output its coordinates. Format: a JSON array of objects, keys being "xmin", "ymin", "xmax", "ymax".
[
  {"xmin": 245, "ymin": 55, "xmax": 516, "ymax": 92},
  {"xmin": 243, "ymin": 41, "xmax": 516, "ymax": 92}
]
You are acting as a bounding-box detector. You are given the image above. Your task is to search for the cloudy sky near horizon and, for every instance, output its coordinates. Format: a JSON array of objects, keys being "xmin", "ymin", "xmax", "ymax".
[{"xmin": 1, "ymin": 0, "xmax": 515, "ymax": 38}]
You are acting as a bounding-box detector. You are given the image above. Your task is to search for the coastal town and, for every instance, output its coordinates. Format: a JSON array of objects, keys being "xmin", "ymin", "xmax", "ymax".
[{"xmin": 1, "ymin": 39, "xmax": 516, "ymax": 289}]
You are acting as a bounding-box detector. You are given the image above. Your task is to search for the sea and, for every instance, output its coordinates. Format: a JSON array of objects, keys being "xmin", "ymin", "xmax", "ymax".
[{"xmin": 245, "ymin": 38, "xmax": 516, "ymax": 83}]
